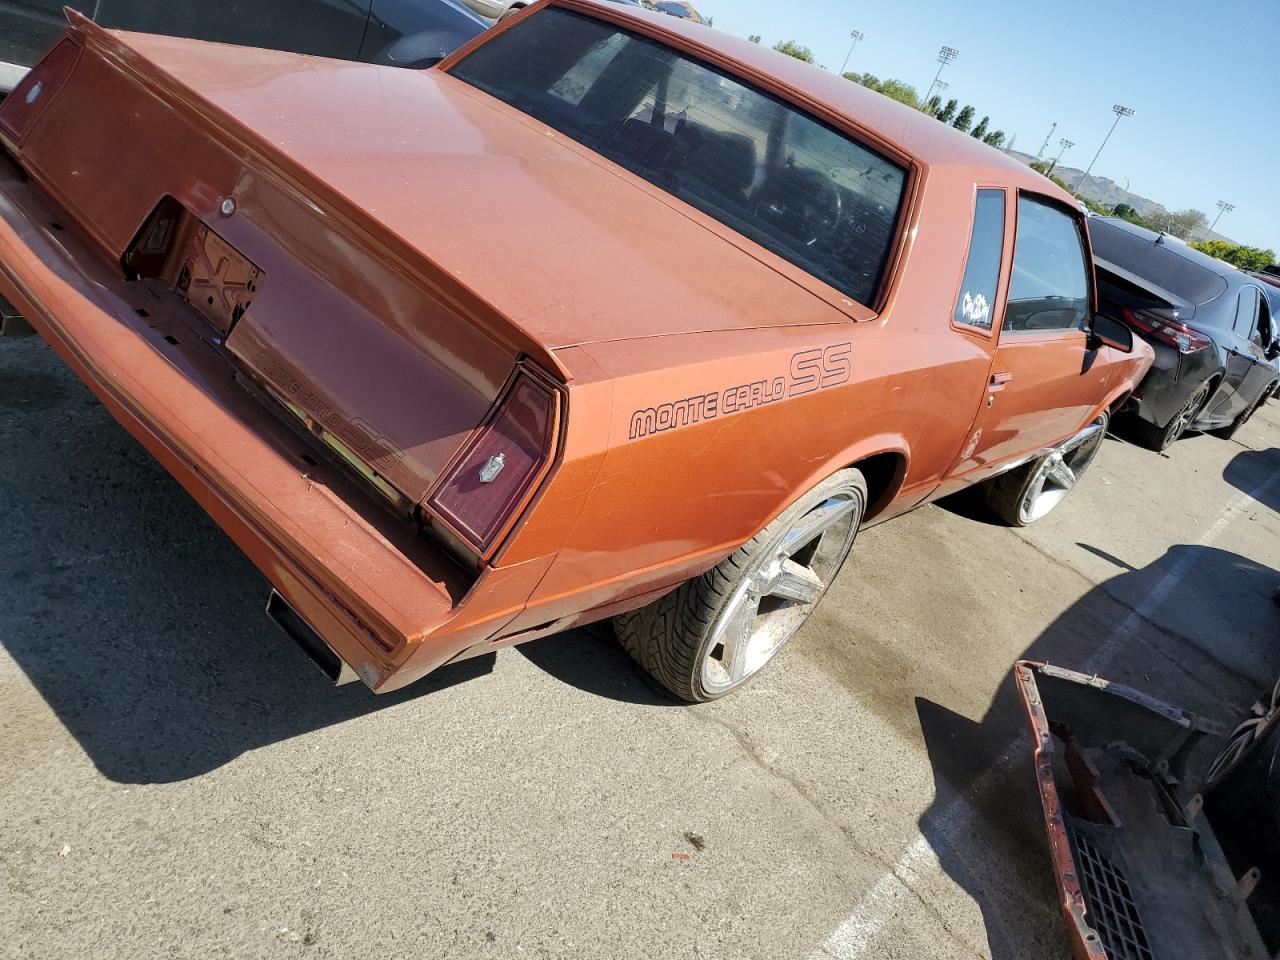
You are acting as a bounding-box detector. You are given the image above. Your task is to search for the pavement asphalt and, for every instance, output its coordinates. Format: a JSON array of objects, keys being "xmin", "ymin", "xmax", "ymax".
[{"xmin": 2, "ymin": 332, "xmax": 1278, "ymax": 960}]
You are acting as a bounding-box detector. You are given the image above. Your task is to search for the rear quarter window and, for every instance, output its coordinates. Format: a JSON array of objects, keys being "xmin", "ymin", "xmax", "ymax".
[
  {"xmin": 450, "ymin": 8, "xmax": 908, "ymax": 308},
  {"xmin": 953, "ymin": 189, "xmax": 1006, "ymax": 330}
]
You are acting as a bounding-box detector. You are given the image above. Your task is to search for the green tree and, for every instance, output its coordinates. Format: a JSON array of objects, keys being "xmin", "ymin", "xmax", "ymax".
[
  {"xmin": 1191, "ymin": 240, "xmax": 1277, "ymax": 271},
  {"xmin": 1112, "ymin": 203, "xmax": 1137, "ymax": 219},
  {"xmin": 876, "ymin": 78, "xmax": 920, "ymax": 108},
  {"xmin": 971, "ymin": 116, "xmax": 990, "ymax": 140},
  {"xmin": 935, "ymin": 98, "xmax": 958, "ymax": 124},
  {"xmin": 952, "ymin": 105, "xmax": 976, "ymax": 133},
  {"xmin": 982, "ymin": 130, "xmax": 1006, "ymax": 149},
  {"xmin": 842, "ymin": 71, "xmax": 878, "ymax": 88},
  {"xmin": 840, "ymin": 71, "xmax": 919, "ymax": 107},
  {"xmin": 748, "ymin": 34, "xmax": 761, "ymax": 44},
  {"xmin": 773, "ymin": 40, "xmax": 814, "ymax": 63},
  {"xmin": 1165, "ymin": 208, "xmax": 1208, "ymax": 241},
  {"xmin": 924, "ymin": 94, "xmax": 942, "ymax": 116}
]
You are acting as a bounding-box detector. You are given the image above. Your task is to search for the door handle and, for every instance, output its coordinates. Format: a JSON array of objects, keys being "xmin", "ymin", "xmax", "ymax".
[{"xmin": 989, "ymin": 371, "xmax": 1014, "ymax": 389}]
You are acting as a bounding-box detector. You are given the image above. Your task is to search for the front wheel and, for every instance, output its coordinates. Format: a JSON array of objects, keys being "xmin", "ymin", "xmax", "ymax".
[
  {"xmin": 984, "ymin": 413, "xmax": 1108, "ymax": 527},
  {"xmin": 614, "ymin": 469, "xmax": 866, "ymax": 702}
]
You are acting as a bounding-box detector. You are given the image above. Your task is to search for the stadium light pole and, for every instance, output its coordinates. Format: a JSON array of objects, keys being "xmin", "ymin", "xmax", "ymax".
[
  {"xmin": 922, "ymin": 46, "xmax": 958, "ymax": 111},
  {"xmin": 1046, "ymin": 138, "xmax": 1073, "ymax": 176},
  {"xmin": 839, "ymin": 30, "xmax": 865, "ymax": 75},
  {"xmin": 1203, "ymin": 201, "xmax": 1235, "ymax": 240},
  {"xmin": 1035, "ymin": 121, "xmax": 1057, "ymax": 161},
  {"xmin": 1072, "ymin": 104, "xmax": 1134, "ymax": 197}
]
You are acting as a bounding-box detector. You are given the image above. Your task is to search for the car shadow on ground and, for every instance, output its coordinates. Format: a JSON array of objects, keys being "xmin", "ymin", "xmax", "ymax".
[
  {"xmin": 912, "ymin": 542, "xmax": 1279, "ymax": 960},
  {"xmin": 516, "ymin": 626, "xmax": 680, "ymax": 707},
  {"xmin": 1224, "ymin": 446, "xmax": 1280, "ymax": 512},
  {"xmin": 0, "ymin": 342, "xmax": 496, "ymax": 785}
]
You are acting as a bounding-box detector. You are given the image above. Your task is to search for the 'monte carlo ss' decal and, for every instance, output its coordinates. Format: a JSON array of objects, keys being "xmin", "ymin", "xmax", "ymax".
[{"xmin": 628, "ymin": 343, "xmax": 852, "ymax": 441}]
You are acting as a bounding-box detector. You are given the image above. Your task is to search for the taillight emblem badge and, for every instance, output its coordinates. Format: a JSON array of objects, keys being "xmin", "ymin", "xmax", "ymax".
[
  {"xmin": 25, "ymin": 82, "xmax": 42, "ymax": 105},
  {"xmin": 479, "ymin": 453, "xmax": 506, "ymax": 484}
]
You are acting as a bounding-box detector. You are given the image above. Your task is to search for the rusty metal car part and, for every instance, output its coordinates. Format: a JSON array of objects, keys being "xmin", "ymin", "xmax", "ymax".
[{"xmin": 1015, "ymin": 661, "xmax": 1267, "ymax": 960}]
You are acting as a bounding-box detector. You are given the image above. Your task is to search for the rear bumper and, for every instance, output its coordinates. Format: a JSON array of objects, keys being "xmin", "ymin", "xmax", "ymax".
[
  {"xmin": 0, "ymin": 158, "xmax": 547, "ymax": 691},
  {"xmin": 1130, "ymin": 336, "xmax": 1219, "ymax": 428}
]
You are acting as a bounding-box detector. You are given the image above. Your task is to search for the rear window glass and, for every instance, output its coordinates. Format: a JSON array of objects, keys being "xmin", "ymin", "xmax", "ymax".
[
  {"xmin": 1088, "ymin": 218, "xmax": 1227, "ymax": 307},
  {"xmin": 450, "ymin": 9, "xmax": 908, "ymax": 308}
]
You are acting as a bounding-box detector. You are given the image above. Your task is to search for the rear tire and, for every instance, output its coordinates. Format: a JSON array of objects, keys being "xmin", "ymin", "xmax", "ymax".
[
  {"xmin": 614, "ymin": 469, "xmax": 866, "ymax": 702},
  {"xmin": 984, "ymin": 413, "xmax": 1108, "ymax": 527},
  {"xmin": 1213, "ymin": 383, "xmax": 1275, "ymax": 441},
  {"xmin": 1130, "ymin": 378, "xmax": 1213, "ymax": 452}
]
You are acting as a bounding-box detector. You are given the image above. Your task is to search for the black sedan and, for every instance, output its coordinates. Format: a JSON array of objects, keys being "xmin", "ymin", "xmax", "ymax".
[
  {"xmin": 0, "ymin": 0, "xmax": 488, "ymax": 92},
  {"xmin": 1091, "ymin": 217, "xmax": 1280, "ymax": 451}
]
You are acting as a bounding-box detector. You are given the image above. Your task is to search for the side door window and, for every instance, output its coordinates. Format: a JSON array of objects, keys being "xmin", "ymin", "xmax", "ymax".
[
  {"xmin": 952, "ymin": 189, "xmax": 1006, "ymax": 331},
  {"xmin": 1253, "ymin": 293, "xmax": 1270, "ymax": 349},
  {"xmin": 1234, "ymin": 286, "xmax": 1260, "ymax": 342},
  {"xmin": 1003, "ymin": 196, "xmax": 1090, "ymax": 335}
]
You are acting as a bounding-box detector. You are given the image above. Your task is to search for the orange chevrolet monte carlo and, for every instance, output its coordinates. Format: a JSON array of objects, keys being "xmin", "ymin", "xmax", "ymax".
[{"xmin": 0, "ymin": 1, "xmax": 1152, "ymax": 701}]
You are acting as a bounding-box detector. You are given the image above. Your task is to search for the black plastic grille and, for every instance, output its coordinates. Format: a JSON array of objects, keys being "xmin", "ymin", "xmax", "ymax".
[{"xmin": 1073, "ymin": 835, "xmax": 1153, "ymax": 960}]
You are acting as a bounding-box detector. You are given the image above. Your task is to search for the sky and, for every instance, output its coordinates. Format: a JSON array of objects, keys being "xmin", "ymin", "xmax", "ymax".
[{"xmin": 693, "ymin": 0, "xmax": 1280, "ymax": 251}]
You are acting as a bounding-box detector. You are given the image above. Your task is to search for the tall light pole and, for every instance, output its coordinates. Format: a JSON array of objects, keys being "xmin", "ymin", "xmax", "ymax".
[
  {"xmin": 839, "ymin": 30, "xmax": 865, "ymax": 75},
  {"xmin": 1035, "ymin": 121, "xmax": 1057, "ymax": 161},
  {"xmin": 922, "ymin": 46, "xmax": 958, "ymax": 111},
  {"xmin": 1072, "ymin": 104, "xmax": 1134, "ymax": 197},
  {"xmin": 925, "ymin": 80, "xmax": 948, "ymax": 113},
  {"xmin": 1046, "ymin": 138, "xmax": 1073, "ymax": 176},
  {"xmin": 1203, "ymin": 200, "xmax": 1235, "ymax": 240}
]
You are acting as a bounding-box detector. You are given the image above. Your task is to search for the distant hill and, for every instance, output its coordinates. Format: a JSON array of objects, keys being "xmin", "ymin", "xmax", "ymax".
[{"xmin": 1004, "ymin": 150, "xmax": 1236, "ymax": 245}]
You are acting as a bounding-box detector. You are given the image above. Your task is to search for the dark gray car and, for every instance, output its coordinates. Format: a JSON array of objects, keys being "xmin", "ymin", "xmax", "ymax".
[
  {"xmin": 1091, "ymin": 217, "xmax": 1280, "ymax": 451},
  {"xmin": 0, "ymin": 0, "xmax": 487, "ymax": 93}
]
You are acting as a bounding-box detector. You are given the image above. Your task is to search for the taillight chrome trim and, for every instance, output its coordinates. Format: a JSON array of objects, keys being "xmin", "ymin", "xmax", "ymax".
[{"xmin": 424, "ymin": 362, "xmax": 564, "ymax": 562}]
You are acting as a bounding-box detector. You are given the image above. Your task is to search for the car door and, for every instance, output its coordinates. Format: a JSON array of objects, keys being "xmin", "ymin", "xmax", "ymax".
[
  {"xmin": 1216, "ymin": 284, "xmax": 1263, "ymax": 420},
  {"xmin": 1239, "ymin": 287, "xmax": 1278, "ymax": 406},
  {"xmin": 94, "ymin": 0, "xmax": 374, "ymax": 61},
  {"xmin": 946, "ymin": 193, "xmax": 1110, "ymax": 480}
]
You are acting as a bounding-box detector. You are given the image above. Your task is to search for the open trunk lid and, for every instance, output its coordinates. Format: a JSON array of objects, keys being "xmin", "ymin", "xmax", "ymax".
[{"xmin": 0, "ymin": 12, "xmax": 567, "ymax": 521}]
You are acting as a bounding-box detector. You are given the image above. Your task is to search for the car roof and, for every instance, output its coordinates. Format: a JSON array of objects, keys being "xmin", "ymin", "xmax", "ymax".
[{"xmin": 567, "ymin": 0, "xmax": 1072, "ymax": 201}]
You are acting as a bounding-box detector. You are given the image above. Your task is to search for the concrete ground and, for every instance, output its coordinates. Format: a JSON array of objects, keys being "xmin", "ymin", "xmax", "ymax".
[{"xmin": 2, "ymin": 332, "xmax": 1278, "ymax": 960}]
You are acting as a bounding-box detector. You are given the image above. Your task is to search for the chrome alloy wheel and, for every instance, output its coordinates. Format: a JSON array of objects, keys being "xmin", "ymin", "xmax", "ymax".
[
  {"xmin": 700, "ymin": 489, "xmax": 860, "ymax": 695},
  {"xmin": 1206, "ymin": 676, "xmax": 1280, "ymax": 790},
  {"xmin": 1017, "ymin": 417, "xmax": 1107, "ymax": 525}
]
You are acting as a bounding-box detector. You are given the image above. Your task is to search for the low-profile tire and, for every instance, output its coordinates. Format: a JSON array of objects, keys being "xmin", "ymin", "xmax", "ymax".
[
  {"xmin": 984, "ymin": 412, "xmax": 1109, "ymax": 527},
  {"xmin": 1212, "ymin": 382, "xmax": 1275, "ymax": 441},
  {"xmin": 614, "ymin": 468, "xmax": 867, "ymax": 703},
  {"xmin": 1129, "ymin": 378, "xmax": 1213, "ymax": 452}
]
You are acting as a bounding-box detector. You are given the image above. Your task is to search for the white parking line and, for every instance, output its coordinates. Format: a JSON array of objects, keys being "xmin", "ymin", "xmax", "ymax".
[{"xmin": 809, "ymin": 468, "xmax": 1280, "ymax": 960}]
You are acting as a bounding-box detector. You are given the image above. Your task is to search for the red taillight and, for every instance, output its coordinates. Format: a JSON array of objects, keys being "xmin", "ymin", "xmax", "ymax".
[
  {"xmin": 1122, "ymin": 307, "xmax": 1212, "ymax": 354},
  {"xmin": 427, "ymin": 371, "xmax": 558, "ymax": 555},
  {"xmin": 0, "ymin": 39, "xmax": 82, "ymax": 144}
]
